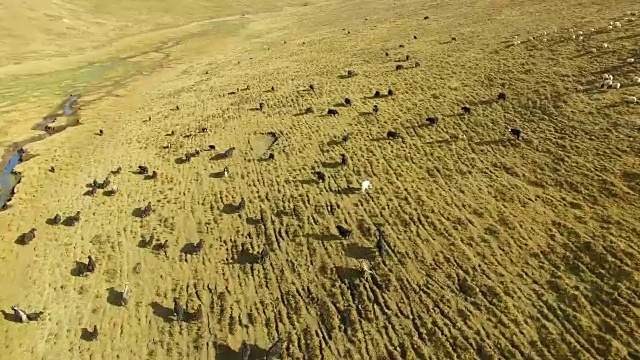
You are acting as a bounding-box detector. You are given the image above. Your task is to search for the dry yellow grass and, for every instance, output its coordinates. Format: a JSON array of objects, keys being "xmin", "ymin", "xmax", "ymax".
[{"xmin": 1, "ymin": 0, "xmax": 639, "ymax": 359}]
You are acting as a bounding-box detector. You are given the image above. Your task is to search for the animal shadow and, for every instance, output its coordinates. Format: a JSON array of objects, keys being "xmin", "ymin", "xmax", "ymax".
[
  {"xmin": 327, "ymin": 139, "xmax": 343, "ymax": 146},
  {"xmin": 332, "ymin": 103, "xmax": 347, "ymax": 108},
  {"xmin": 474, "ymin": 139, "xmax": 510, "ymax": 147},
  {"xmin": 337, "ymin": 74, "xmax": 356, "ymax": 79},
  {"xmin": 210, "ymin": 171, "xmax": 224, "ymax": 178},
  {"xmin": 221, "ymin": 203, "xmax": 239, "ymax": 214},
  {"xmin": 45, "ymin": 217, "xmax": 58, "ymax": 225},
  {"xmin": 180, "ymin": 242, "xmax": 199, "ymax": 255},
  {"xmin": 14, "ymin": 234, "xmax": 27, "ymax": 245},
  {"xmin": 344, "ymin": 243, "xmax": 376, "ymax": 261},
  {"xmin": 306, "ymin": 233, "xmax": 342, "ymax": 241},
  {"xmin": 131, "ymin": 207, "xmax": 146, "ymax": 218},
  {"xmin": 246, "ymin": 217, "xmax": 261, "ymax": 226},
  {"xmin": 61, "ymin": 216, "xmax": 77, "ymax": 226},
  {"xmin": 211, "ymin": 153, "xmax": 227, "ymax": 161},
  {"xmin": 249, "ymin": 107, "xmax": 261, "ymax": 111},
  {"xmin": 70, "ymin": 261, "xmax": 88, "ymax": 277},
  {"xmin": 174, "ymin": 157, "xmax": 189, "ymax": 164},
  {"xmin": 1, "ymin": 310, "xmax": 20, "ymax": 322},
  {"xmin": 215, "ymin": 342, "xmax": 268, "ymax": 360},
  {"xmin": 234, "ymin": 248, "xmax": 261, "ymax": 265},
  {"xmin": 469, "ymin": 99, "xmax": 497, "ymax": 106},
  {"xmin": 336, "ymin": 266, "xmax": 363, "ymax": 283},
  {"xmin": 321, "ymin": 161, "xmax": 341, "ymax": 169},
  {"xmin": 83, "ymin": 189, "xmax": 96, "ymax": 196},
  {"xmin": 149, "ymin": 301, "xmax": 174, "ymax": 322},
  {"xmin": 106, "ymin": 287, "xmax": 124, "ymax": 307},
  {"xmin": 80, "ymin": 328, "xmax": 95, "ymax": 342},
  {"xmin": 103, "ymin": 189, "xmax": 117, "ymax": 197},
  {"xmin": 333, "ymin": 186, "xmax": 359, "ymax": 195}
]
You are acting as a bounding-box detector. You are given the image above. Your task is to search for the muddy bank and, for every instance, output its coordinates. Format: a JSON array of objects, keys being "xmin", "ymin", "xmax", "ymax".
[{"xmin": 0, "ymin": 94, "xmax": 81, "ymax": 210}]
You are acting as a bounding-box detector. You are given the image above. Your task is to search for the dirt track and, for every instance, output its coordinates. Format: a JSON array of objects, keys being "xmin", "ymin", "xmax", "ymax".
[{"xmin": 0, "ymin": 0, "xmax": 639, "ymax": 359}]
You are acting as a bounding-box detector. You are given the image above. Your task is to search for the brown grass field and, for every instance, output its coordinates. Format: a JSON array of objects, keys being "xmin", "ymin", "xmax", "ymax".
[{"xmin": 0, "ymin": 0, "xmax": 639, "ymax": 359}]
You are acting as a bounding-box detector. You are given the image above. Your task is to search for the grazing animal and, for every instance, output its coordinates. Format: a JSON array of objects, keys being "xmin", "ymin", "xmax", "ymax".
[
  {"xmin": 309, "ymin": 84, "xmax": 315, "ymax": 91},
  {"xmin": 336, "ymin": 225, "xmax": 352, "ymax": 239},
  {"xmin": 268, "ymin": 153, "xmax": 275, "ymax": 160},
  {"xmin": 111, "ymin": 167, "xmax": 122, "ymax": 175},
  {"xmin": 373, "ymin": 105, "xmax": 380, "ymax": 115},
  {"xmin": 347, "ymin": 70, "xmax": 356, "ymax": 77},
  {"xmin": 344, "ymin": 98, "xmax": 352, "ymax": 106},
  {"xmin": 87, "ymin": 187, "xmax": 97, "ymax": 197},
  {"xmin": 102, "ymin": 176, "xmax": 111, "ymax": 188},
  {"xmin": 396, "ymin": 64, "xmax": 404, "ymax": 71},
  {"xmin": 304, "ymin": 107, "xmax": 315, "ymax": 114},
  {"xmin": 405, "ymin": 55, "xmax": 411, "ymax": 61},
  {"xmin": 451, "ymin": 36, "xmax": 457, "ymax": 41},
  {"xmin": 86, "ymin": 255, "xmax": 96, "ymax": 273},
  {"xmin": 87, "ymin": 325, "xmax": 99, "ymax": 341},
  {"xmin": 399, "ymin": 44, "xmax": 405, "ymax": 48},
  {"xmin": 223, "ymin": 166, "xmax": 229, "ymax": 177},
  {"xmin": 137, "ymin": 166, "xmax": 149, "ymax": 175},
  {"xmin": 327, "ymin": 109, "xmax": 339, "ymax": 116},
  {"xmin": 342, "ymin": 134, "xmax": 350, "ymax": 143},
  {"xmin": 68, "ymin": 211, "xmax": 81, "ymax": 226},
  {"xmin": 341, "ymin": 154, "xmax": 348, "ymax": 167},
  {"xmin": 498, "ymin": 92, "xmax": 507, "ymax": 101},
  {"xmin": 148, "ymin": 171, "xmax": 158, "ymax": 180},
  {"xmin": 110, "ymin": 185, "xmax": 118, "ymax": 195},
  {"xmin": 92, "ymin": 179, "xmax": 99, "ymax": 188},
  {"xmin": 11, "ymin": 306, "xmax": 29, "ymax": 323},
  {"xmin": 385, "ymin": 52, "xmax": 389, "ymax": 56},
  {"xmin": 461, "ymin": 106, "xmax": 472, "ymax": 115},
  {"xmin": 157, "ymin": 240, "xmax": 169, "ymax": 257},
  {"xmin": 259, "ymin": 102, "xmax": 266, "ymax": 111},
  {"xmin": 426, "ymin": 116, "xmax": 439, "ymax": 126},
  {"xmin": 49, "ymin": 166, "xmax": 55, "ymax": 173},
  {"xmin": 224, "ymin": 147, "xmax": 236, "ymax": 158},
  {"xmin": 314, "ymin": 171, "xmax": 326, "ymax": 183},
  {"xmin": 271, "ymin": 86, "xmax": 276, "ymax": 92},
  {"xmin": 237, "ymin": 198, "xmax": 246, "ymax": 213},
  {"xmin": 241, "ymin": 341, "xmax": 251, "ymax": 360},
  {"xmin": 413, "ymin": 35, "xmax": 418, "ymax": 39},
  {"xmin": 189, "ymin": 239, "xmax": 204, "ymax": 255},
  {"xmin": 121, "ymin": 283, "xmax": 131, "ymax": 306},
  {"xmin": 201, "ymin": 127, "xmax": 208, "ymax": 133},
  {"xmin": 260, "ymin": 245, "xmax": 269, "ymax": 264},
  {"xmin": 387, "ymin": 89, "xmax": 394, "ymax": 96},
  {"xmin": 208, "ymin": 144, "xmax": 216, "ymax": 151},
  {"xmin": 191, "ymin": 305, "xmax": 203, "ymax": 322},
  {"xmin": 98, "ymin": 129, "xmax": 104, "ymax": 136},
  {"xmin": 184, "ymin": 152, "xmax": 192, "ymax": 162},
  {"xmin": 141, "ymin": 202, "xmax": 153, "ymax": 217},
  {"xmin": 361, "ymin": 180, "xmax": 372, "ymax": 193},
  {"xmin": 386, "ymin": 130, "xmax": 403, "ymax": 140},
  {"xmin": 415, "ymin": 61, "xmax": 421, "ymax": 68},
  {"xmin": 52, "ymin": 213, "xmax": 62, "ymax": 225},
  {"xmin": 509, "ymin": 128, "xmax": 522, "ymax": 140},
  {"xmin": 265, "ymin": 337, "xmax": 286, "ymax": 360},
  {"xmin": 173, "ymin": 298, "xmax": 184, "ymax": 322},
  {"xmin": 374, "ymin": 90, "xmax": 382, "ymax": 98}
]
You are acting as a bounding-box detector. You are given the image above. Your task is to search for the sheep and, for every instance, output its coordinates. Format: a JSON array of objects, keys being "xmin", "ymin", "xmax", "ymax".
[
  {"xmin": 346, "ymin": 70, "xmax": 357, "ymax": 78},
  {"xmin": 304, "ymin": 107, "xmax": 315, "ymax": 114},
  {"xmin": 415, "ymin": 61, "xmax": 421, "ymax": 68},
  {"xmin": 602, "ymin": 43, "xmax": 609, "ymax": 48},
  {"xmin": 98, "ymin": 129, "xmax": 104, "ymax": 136},
  {"xmin": 270, "ymin": 86, "xmax": 276, "ymax": 92},
  {"xmin": 614, "ymin": 21, "xmax": 622, "ymax": 28},
  {"xmin": 413, "ymin": 35, "xmax": 418, "ymax": 40},
  {"xmin": 309, "ymin": 84, "xmax": 315, "ymax": 91},
  {"xmin": 268, "ymin": 153, "xmax": 275, "ymax": 160},
  {"xmin": 373, "ymin": 105, "xmax": 380, "ymax": 115},
  {"xmin": 387, "ymin": 89, "xmax": 395, "ymax": 96},
  {"xmin": 121, "ymin": 283, "xmax": 131, "ymax": 306},
  {"xmin": 498, "ymin": 92, "xmax": 507, "ymax": 101},
  {"xmin": 223, "ymin": 147, "xmax": 236, "ymax": 158},
  {"xmin": 327, "ymin": 109, "xmax": 339, "ymax": 116},
  {"xmin": 342, "ymin": 134, "xmax": 350, "ymax": 143},
  {"xmin": 344, "ymin": 98, "xmax": 352, "ymax": 106},
  {"xmin": 626, "ymin": 96, "xmax": 637, "ymax": 103},
  {"xmin": 509, "ymin": 128, "xmax": 522, "ymax": 140},
  {"xmin": 52, "ymin": 213, "xmax": 62, "ymax": 225},
  {"xmin": 314, "ymin": 171, "xmax": 326, "ymax": 183},
  {"xmin": 376, "ymin": 230, "xmax": 387, "ymax": 260},
  {"xmin": 461, "ymin": 106, "xmax": 472, "ymax": 115},
  {"xmin": 395, "ymin": 64, "xmax": 404, "ymax": 71},
  {"xmin": 426, "ymin": 116, "xmax": 439, "ymax": 126},
  {"xmin": 336, "ymin": 225, "xmax": 352, "ymax": 239},
  {"xmin": 237, "ymin": 198, "xmax": 246, "ymax": 213},
  {"xmin": 173, "ymin": 298, "xmax": 185, "ymax": 322},
  {"xmin": 260, "ymin": 246, "xmax": 269, "ymax": 264},
  {"xmin": 361, "ymin": 180, "xmax": 372, "ymax": 193},
  {"xmin": 634, "ymin": 77, "xmax": 640, "ymax": 83},
  {"xmin": 341, "ymin": 154, "xmax": 349, "ymax": 167},
  {"xmin": 49, "ymin": 166, "xmax": 55, "ymax": 173},
  {"xmin": 86, "ymin": 325, "xmax": 99, "ymax": 341},
  {"xmin": 602, "ymin": 79, "xmax": 613, "ymax": 88},
  {"xmin": 20, "ymin": 228, "xmax": 36, "ymax": 245},
  {"xmin": 449, "ymin": 133, "xmax": 467, "ymax": 141},
  {"xmin": 405, "ymin": 55, "xmax": 411, "ymax": 61},
  {"xmin": 223, "ymin": 166, "xmax": 229, "ymax": 177},
  {"xmin": 386, "ymin": 130, "xmax": 403, "ymax": 140},
  {"xmin": 612, "ymin": 82, "xmax": 621, "ymax": 89},
  {"xmin": 111, "ymin": 166, "xmax": 122, "ymax": 175},
  {"xmin": 627, "ymin": 58, "xmax": 635, "ymax": 64},
  {"xmin": 451, "ymin": 36, "xmax": 457, "ymax": 41},
  {"xmin": 141, "ymin": 202, "xmax": 153, "ymax": 218},
  {"xmin": 259, "ymin": 102, "xmax": 266, "ymax": 111},
  {"xmin": 374, "ymin": 90, "xmax": 382, "ymax": 98},
  {"xmin": 68, "ymin": 211, "xmax": 81, "ymax": 226},
  {"xmin": 137, "ymin": 165, "xmax": 149, "ymax": 175}
]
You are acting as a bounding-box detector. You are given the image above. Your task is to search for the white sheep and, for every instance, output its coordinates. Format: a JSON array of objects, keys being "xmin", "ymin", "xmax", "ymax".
[
  {"xmin": 626, "ymin": 96, "xmax": 637, "ymax": 103},
  {"xmin": 603, "ymin": 79, "xmax": 613, "ymax": 87},
  {"xmin": 627, "ymin": 58, "xmax": 635, "ymax": 63},
  {"xmin": 612, "ymin": 82, "xmax": 621, "ymax": 89},
  {"xmin": 614, "ymin": 21, "xmax": 622, "ymax": 28},
  {"xmin": 633, "ymin": 77, "xmax": 640, "ymax": 83},
  {"xmin": 577, "ymin": 30, "xmax": 583, "ymax": 35},
  {"xmin": 603, "ymin": 43, "xmax": 609, "ymax": 48},
  {"xmin": 361, "ymin": 180, "xmax": 372, "ymax": 193},
  {"xmin": 602, "ymin": 73, "xmax": 610, "ymax": 80}
]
